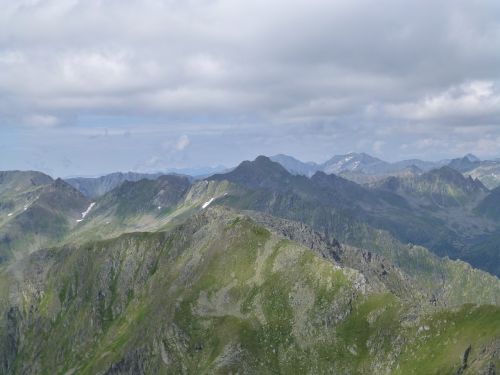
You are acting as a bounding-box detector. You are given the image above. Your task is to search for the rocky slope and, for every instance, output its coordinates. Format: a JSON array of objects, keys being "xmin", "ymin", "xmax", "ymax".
[
  {"xmin": 0, "ymin": 174, "xmax": 90, "ymax": 263},
  {"xmin": 371, "ymin": 166, "xmax": 488, "ymax": 208},
  {"xmin": 1, "ymin": 207, "xmax": 499, "ymax": 374},
  {"xmin": 467, "ymin": 162, "xmax": 500, "ymax": 189},
  {"xmin": 447, "ymin": 154, "xmax": 481, "ymax": 173}
]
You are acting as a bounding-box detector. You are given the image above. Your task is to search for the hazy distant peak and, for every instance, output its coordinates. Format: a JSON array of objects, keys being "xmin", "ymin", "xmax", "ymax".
[
  {"xmin": 269, "ymin": 154, "xmax": 319, "ymax": 176},
  {"xmin": 464, "ymin": 153, "xmax": 481, "ymax": 162}
]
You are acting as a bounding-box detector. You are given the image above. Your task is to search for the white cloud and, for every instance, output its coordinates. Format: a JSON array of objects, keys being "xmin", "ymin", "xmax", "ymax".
[
  {"xmin": 372, "ymin": 140, "xmax": 384, "ymax": 154},
  {"xmin": 175, "ymin": 134, "xmax": 190, "ymax": 151},
  {"xmin": 23, "ymin": 114, "xmax": 60, "ymax": 127},
  {"xmin": 385, "ymin": 80, "xmax": 500, "ymax": 122},
  {"xmin": 0, "ymin": 0, "xmax": 498, "ymax": 128},
  {"xmin": 0, "ymin": 50, "xmax": 25, "ymax": 65},
  {"xmin": 1, "ymin": 0, "xmax": 500, "ymax": 173}
]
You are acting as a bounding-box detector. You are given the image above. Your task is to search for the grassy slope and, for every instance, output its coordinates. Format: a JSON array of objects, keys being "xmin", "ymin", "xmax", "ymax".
[
  {"xmin": 0, "ymin": 179, "xmax": 90, "ymax": 263},
  {"xmin": 1, "ymin": 208, "xmax": 499, "ymax": 374}
]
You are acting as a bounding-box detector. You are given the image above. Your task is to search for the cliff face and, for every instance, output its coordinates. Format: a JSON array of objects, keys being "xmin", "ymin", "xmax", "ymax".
[{"xmin": 1, "ymin": 208, "xmax": 499, "ymax": 374}]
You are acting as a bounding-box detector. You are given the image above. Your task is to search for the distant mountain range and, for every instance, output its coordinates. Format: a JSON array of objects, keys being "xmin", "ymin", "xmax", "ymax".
[
  {"xmin": 62, "ymin": 153, "xmax": 500, "ymax": 200},
  {"xmin": 3, "ymin": 154, "xmax": 500, "ymax": 373},
  {"xmin": 65, "ymin": 172, "xmax": 166, "ymax": 198},
  {"xmin": 65, "ymin": 167, "xmax": 229, "ymax": 198},
  {"xmin": 270, "ymin": 152, "xmax": 444, "ymax": 178},
  {"xmin": 271, "ymin": 152, "xmax": 500, "ymax": 188}
]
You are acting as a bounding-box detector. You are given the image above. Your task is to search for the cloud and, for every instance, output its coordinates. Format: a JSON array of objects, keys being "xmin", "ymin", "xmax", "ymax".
[
  {"xmin": 23, "ymin": 114, "xmax": 61, "ymax": 127},
  {"xmin": 1, "ymin": 0, "xmax": 500, "ymax": 174},
  {"xmin": 1, "ymin": 0, "xmax": 498, "ymax": 121},
  {"xmin": 175, "ymin": 134, "xmax": 190, "ymax": 151},
  {"xmin": 385, "ymin": 80, "xmax": 500, "ymax": 123},
  {"xmin": 372, "ymin": 140, "xmax": 384, "ymax": 154}
]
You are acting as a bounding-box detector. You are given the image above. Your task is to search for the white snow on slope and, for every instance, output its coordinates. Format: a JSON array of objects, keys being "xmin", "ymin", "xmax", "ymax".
[
  {"xmin": 202, "ymin": 198, "xmax": 215, "ymax": 209},
  {"xmin": 7, "ymin": 213, "xmax": 13, "ymax": 217},
  {"xmin": 76, "ymin": 202, "xmax": 95, "ymax": 223}
]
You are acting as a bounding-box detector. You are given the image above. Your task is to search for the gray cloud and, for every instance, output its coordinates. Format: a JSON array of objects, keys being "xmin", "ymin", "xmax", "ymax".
[{"xmin": 1, "ymin": 0, "xmax": 500, "ymax": 175}]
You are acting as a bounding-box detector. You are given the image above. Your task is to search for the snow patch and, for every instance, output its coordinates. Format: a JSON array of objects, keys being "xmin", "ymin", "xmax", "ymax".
[
  {"xmin": 7, "ymin": 212, "xmax": 13, "ymax": 217},
  {"xmin": 76, "ymin": 202, "xmax": 95, "ymax": 223},
  {"xmin": 202, "ymin": 198, "xmax": 215, "ymax": 209}
]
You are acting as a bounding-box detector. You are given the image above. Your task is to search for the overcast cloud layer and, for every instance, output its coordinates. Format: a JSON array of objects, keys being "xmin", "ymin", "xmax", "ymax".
[{"xmin": 1, "ymin": 0, "xmax": 500, "ymax": 176}]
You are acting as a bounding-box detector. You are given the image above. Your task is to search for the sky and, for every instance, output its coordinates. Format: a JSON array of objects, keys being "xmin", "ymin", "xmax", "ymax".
[{"xmin": 1, "ymin": 0, "xmax": 500, "ymax": 177}]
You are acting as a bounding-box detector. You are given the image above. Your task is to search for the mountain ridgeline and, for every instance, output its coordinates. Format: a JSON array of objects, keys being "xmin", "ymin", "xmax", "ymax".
[
  {"xmin": 65, "ymin": 172, "xmax": 168, "ymax": 198},
  {"xmin": 1, "ymin": 154, "xmax": 500, "ymax": 374},
  {"xmin": 270, "ymin": 152, "xmax": 500, "ymax": 188}
]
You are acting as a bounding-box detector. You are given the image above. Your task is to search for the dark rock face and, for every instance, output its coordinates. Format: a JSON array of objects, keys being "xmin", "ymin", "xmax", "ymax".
[
  {"xmin": 103, "ymin": 349, "xmax": 149, "ymax": 375},
  {"xmin": 457, "ymin": 344, "xmax": 472, "ymax": 374}
]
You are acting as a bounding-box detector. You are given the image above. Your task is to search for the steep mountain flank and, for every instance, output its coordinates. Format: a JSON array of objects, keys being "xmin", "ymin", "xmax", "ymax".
[
  {"xmin": 0, "ymin": 171, "xmax": 53, "ymax": 197},
  {"xmin": 94, "ymin": 175, "xmax": 191, "ymax": 217},
  {"xmin": 372, "ymin": 166, "xmax": 488, "ymax": 208},
  {"xmin": 476, "ymin": 186, "xmax": 500, "ymax": 222},
  {"xmin": 0, "ymin": 177, "xmax": 90, "ymax": 262}
]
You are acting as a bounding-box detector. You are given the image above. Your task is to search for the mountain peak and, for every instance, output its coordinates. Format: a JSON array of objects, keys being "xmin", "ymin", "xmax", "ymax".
[
  {"xmin": 464, "ymin": 153, "xmax": 480, "ymax": 163},
  {"xmin": 254, "ymin": 155, "xmax": 274, "ymax": 163},
  {"xmin": 269, "ymin": 154, "xmax": 319, "ymax": 176},
  {"xmin": 240, "ymin": 155, "xmax": 289, "ymax": 172},
  {"xmin": 0, "ymin": 170, "xmax": 53, "ymax": 195},
  {"xmin": 322, "ymin": 152, "xmax": 388, "ymax": 174},
  {"xmin": 423, "ymin": 166, "xmax": 488, "ymax": 193},
  {"xmin": 209, "ymin": 156, "xmax": 293, "ymax": 190},
  {"xmin": 448, "ymin": 154, "xmax": 481, "ymax": 172}
]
